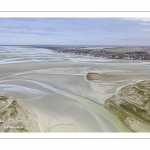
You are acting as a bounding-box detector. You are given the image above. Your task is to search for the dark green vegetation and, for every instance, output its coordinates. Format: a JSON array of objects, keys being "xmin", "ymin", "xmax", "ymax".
[{"xmin": 105, "ymin": 80, "xmax": 150, "ymax": 132}]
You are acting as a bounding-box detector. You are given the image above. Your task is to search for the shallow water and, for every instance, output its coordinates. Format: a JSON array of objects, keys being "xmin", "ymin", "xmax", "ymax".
[
  {"xmin": 1, "ymin": 46, "xmax": 149, "ymax": 132},
  {"xmin": 0, "ymin": 78, "xmax": 129, "ymax": 132}
]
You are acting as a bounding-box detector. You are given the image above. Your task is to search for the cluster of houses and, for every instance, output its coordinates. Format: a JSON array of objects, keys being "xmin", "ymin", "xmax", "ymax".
[{"xmin": 53, "ymin": 48, "xmax": 150, "ymax": 60}]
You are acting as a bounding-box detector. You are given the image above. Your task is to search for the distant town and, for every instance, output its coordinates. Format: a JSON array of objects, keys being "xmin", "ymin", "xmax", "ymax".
[{"xmin": 44, "ymin": 46, "xmax": 150, "ymax": 60}]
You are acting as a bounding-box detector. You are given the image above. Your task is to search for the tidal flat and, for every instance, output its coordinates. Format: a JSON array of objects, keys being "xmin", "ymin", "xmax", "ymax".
[{"xmin": 0, "ymin": 46, "xmax": 150, "ymax": 132}]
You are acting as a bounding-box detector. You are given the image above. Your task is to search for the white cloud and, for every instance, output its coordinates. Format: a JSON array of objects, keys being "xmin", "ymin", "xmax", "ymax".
[
  {"xmin": 144, "ymin": 29, "xmax": 150, "ymax": 31},
  {"xmin": 141, "ymin": 23, "xmax": 150, "ymax": 26},
  {"xmin": 121, "ymin": 18, "xmax": 150, "ymax": 22}
]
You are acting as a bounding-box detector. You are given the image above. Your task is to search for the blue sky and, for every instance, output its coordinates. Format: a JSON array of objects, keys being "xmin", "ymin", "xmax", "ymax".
[{"xmin": 0, "ymin": 18, "xmax": 150, "ymax": 45}]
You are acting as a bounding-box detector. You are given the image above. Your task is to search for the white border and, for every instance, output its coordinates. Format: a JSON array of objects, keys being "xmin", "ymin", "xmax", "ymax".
[
  {"xmin": 0, "ymin": 133, "xmax": 150, "ymax": 138},
  {"xmin": 0, "ymin": 12, "xmax": 150, "ymax": 18},
  {"xmin": 0, "ymin": 8, "xmax": 150, "ymax": 139},
  {"xmin": 0, "ymin": 0, "xmax": 149, "ymax": 11}
]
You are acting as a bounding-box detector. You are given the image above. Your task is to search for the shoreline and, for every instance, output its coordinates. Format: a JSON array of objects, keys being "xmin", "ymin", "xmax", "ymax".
[
  {"xmin": 45, "ymin": 46, "xmax": 150, "ymax": 61},
  {"xmin": 0, "ymin": 46, "xmax": 150, "ymax": 132}
]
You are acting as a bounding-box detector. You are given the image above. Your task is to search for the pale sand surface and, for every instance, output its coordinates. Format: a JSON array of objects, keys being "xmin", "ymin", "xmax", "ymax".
[{"xmin": 0, "ymin": 46, "xmax": 150, "ymax": 132}]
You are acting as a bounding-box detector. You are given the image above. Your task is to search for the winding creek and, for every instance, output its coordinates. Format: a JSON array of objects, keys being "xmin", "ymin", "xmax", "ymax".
[
  {"xmin": 0, "ymin": 78, "xmax": 129, "ymax": 132},
  {"xmin": 1, "ymin": 46, "xmax": 150, "ymax": 132}
]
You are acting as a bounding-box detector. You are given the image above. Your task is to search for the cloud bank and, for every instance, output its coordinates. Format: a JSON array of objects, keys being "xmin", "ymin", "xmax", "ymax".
[{"xmin": 0, "ymin": 18, "xmax": 150, "ymax": 45}]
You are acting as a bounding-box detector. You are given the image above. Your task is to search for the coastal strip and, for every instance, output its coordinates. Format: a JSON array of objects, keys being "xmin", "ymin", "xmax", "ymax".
[
  {"xmin": 105, "ymin": 80, "xmax": 150, "ymax": 132},
  {"xmin": 38, "ymin": 46, "xmax": 150, "ymax": 60}
]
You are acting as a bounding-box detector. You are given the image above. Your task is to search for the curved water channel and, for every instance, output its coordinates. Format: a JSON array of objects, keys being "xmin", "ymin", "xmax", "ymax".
[
  {"xmin": 37, "ymin": 81, "xmax": 129, "ymax": 132},
  {"xmin": 0, "ymin": 79, "xmax": 129, "ymax": 132},
  {"xmin": 0, "ymin": 46, "xmax": 131, "ymax": 132}
]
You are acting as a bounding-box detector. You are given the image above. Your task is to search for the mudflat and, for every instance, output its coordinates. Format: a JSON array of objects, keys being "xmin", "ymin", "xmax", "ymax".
[{"xmin": 0, "ymin": 46, "xmax": 150, "ymax": 132}]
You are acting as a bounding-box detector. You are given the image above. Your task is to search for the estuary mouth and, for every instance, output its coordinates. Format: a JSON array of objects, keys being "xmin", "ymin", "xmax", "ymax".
[
  {"xmin": 0, "ymin": 46, "xmax": 150, "ymax": 133},
  {"xmin": 0, "ymin": 78, "xmax": 129, "ymax": 132}
]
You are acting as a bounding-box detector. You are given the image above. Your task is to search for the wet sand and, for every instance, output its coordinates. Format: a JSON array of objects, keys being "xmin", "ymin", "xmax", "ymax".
[{"xmin": 0, "ymin": 46, "xmax": 150, "ymax": 132}]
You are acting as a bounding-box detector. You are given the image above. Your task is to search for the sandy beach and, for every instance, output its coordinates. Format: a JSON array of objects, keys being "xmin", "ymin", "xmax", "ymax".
[{"xmin": 0, "ymin": 46, "xmax": 150, "ymax": 132}]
